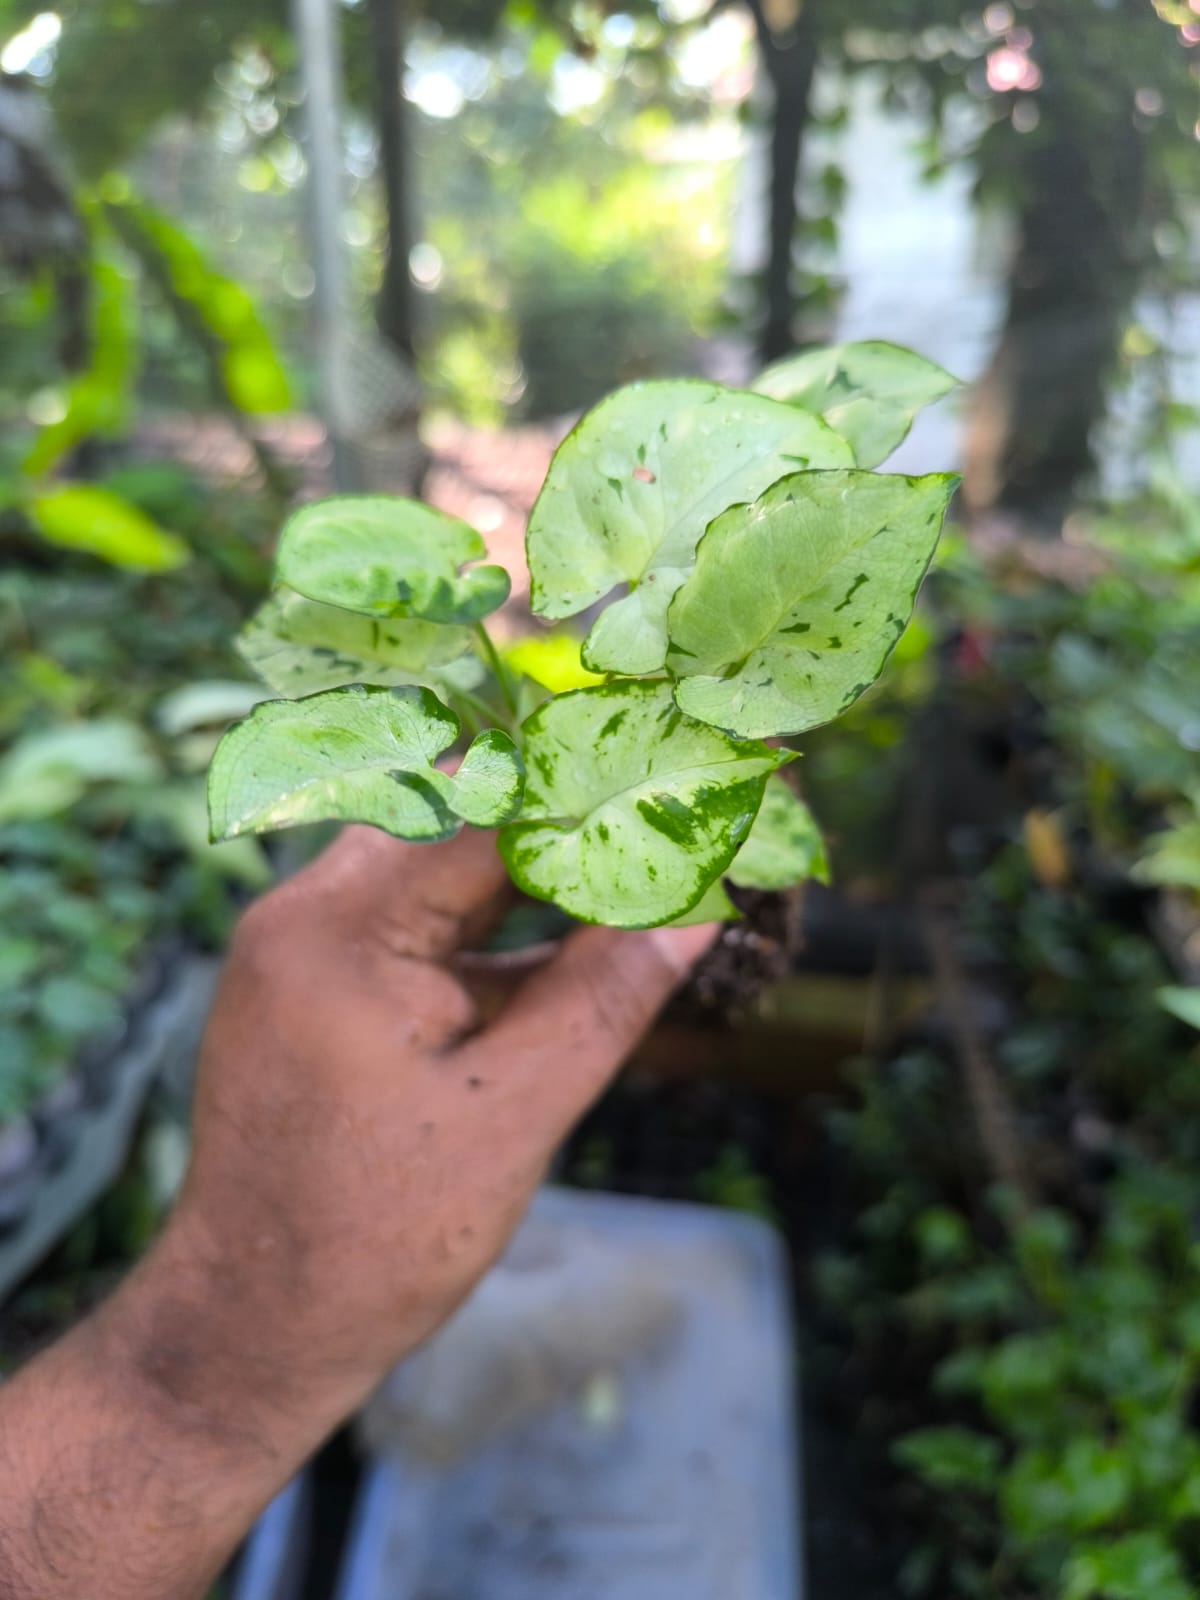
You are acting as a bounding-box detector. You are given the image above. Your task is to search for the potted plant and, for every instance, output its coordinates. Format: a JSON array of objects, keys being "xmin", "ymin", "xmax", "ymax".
[{"xmin": 208, "ymin": 344, "xmax": 958, "ymax": 938}]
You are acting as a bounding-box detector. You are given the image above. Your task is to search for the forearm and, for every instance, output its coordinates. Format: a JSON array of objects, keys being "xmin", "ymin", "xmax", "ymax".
[{"xmin": 0, "ymin": 1219, "xmax": 357, "ymax": 1600}]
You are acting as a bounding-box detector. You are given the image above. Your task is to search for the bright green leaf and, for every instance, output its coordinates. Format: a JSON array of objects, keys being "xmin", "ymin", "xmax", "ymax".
[
  {"xmin": 237, "ymin": 586, "xmax": 482, "ymax": 697},
  {"xmin": 22, "ymin": 254, "xmax": 134, "ymax": 478},
  {"xmin": 525, "ymin": 380, "xmax": 853, "ymax": 675},
  {"xmin": 727, "ymin": 776, "xmax": 829, "ymax": 889},
  {"xmin": 978, "ymin": 1331, "xmax": 1072, "ymax": 1433},
  {"xmin": 498, "ymin": 679, "xmax": 789, "ymax": 929},
  {"xmin": 915, "ymin": 1207, "xmax": 972, "ymax": 1269},
  {"xmin": 1158, "ymin": 986, "xmax": 1200, "ymax": 1031},
  {"xmin": 754, "ymin": 340, "xmax": 958, "ymax": 468},
  {"xmin": 207, "ymin": 685, "xmax": 525, "ymax": 842},
  {"xmin": 668, "ymin": 470, "xmax": 957, "ymax": 738},
  {"xmin": 221, "ymin": 344, "xmax": 291, "ymax": 415},
  {"xmin": 27, "ymin": 486, "xmax": 190, "ymax": 573},
  {"xmin": 504, "ymin": 632, "xmax": 605, "ymax": 693},
  {"xmin": 110, "ymin": 198, "xmax": 291, "ymax": 414},
  {"xmin": 893, "ymin": 1427, "xmax": 1001, "ymax": 1494},
  {"xmin": 276, "ymin": 498, "xmax": 510, "ymax": 624},
  {"xmin": 1002, "ymin": 1439, "xmax": 1131, "ymax": 1540},
  {"xmin": 1063, "ymin": 1533, "xmax": 1197, "ymax": 1600}
]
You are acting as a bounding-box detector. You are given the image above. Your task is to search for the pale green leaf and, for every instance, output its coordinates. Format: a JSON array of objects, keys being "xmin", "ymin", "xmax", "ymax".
[
  {"xmin": 156, "ymin": 680, "xmax": 267, "ymax": 737},
  {"xmin": 27, "ymin": 485, "xmax": 189, "ymax": 572},
  {"xmin": 276, "ymin": 497, "xmax": 509, "ymax": 624},
  {"xmin": 237, "ymin": 586, "xmax": 482, "ymax": 697},
  {"xmin": 525, "ymin": 380, "xmax": 853, "ymax": 675},
  {"xmin": 1136, "ymin": 820, "xmax": 1200, "ymax": 890},
  {"xmin": 140, "ymin": 781, "xmax": 272, "ymax": 889},
  {"xmin": 754, "ymin": 340, "xmax": 958, "ymax": 468},
  {"xmin": 208, "ymin": 685, "xmax": 525, "ymax": 842},
  {"xmin": 0, "ymin": 937, "xmax": 41, "ymax": 990},
  {"xmin": 668, "ymin": 469, "xmax": 957, "ymax": 738},
  {"xmin": 0, "ymin": 720, "xmax": 161, "ymax": 823},
  {"xmin": 38, "ymin": 976, "xmax": 123, "ymax": 1039},
  {"xmin": 498, "ymin": 679, "xmax": 789, "ymax": 929},
  {"xmin": 668, "ymin": 877, "xmax": 739, "ymax": 926},
  {"xmin": 727, "ymin": 776, "xmax": 829, "ymax": 889},
  {"xmin": 1159, "ymin": 986, "xmax": 1200, "ymax": 1031}
]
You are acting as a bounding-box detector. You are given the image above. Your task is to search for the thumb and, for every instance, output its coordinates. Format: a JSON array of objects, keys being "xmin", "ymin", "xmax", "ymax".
[{"xmin": 452, "ymin": 919, "xmax": 718, "ymax": 1143}]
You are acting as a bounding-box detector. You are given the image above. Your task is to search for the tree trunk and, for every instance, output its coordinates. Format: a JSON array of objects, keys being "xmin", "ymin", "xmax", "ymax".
[
  {"xmin": 370, "ymin": 0, "xmax": 416, "ymax": 361},
  {"xmin": 748, "ymin": 0, "xmax": 818, "ymax": 365},
  {"xmin": 964, "ymin": 112, "xmax": 1146, "ymax": 526}
]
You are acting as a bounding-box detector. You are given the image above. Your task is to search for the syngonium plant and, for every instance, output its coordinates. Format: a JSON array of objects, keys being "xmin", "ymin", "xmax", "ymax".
[{"xmin": 207, "ymin": 341, "xmax": 959, "ymax": 929}]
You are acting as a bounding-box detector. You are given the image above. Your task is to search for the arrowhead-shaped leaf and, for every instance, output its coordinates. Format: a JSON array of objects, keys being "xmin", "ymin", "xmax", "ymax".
[
  {"xmin": 669, "ymin": 776, "xmax": 829, "ymax": 924},
  {"xmin": 208, "ymin": 685, "xmax": 524, "ymax": 842},
  {"xmin": 754, "ymin": 341, "xmax": 958, "ymax": 468},
  {"xmin": 668, "ymin": 469, "xmax": 957, "ymax": 738},
  {"xmin": 276, "ymin": 497, "xmax": 510, "ymax": 624},
  {"xmin": 526, "ymin": 380, "xmax": 853, "ymax": 675},
  {"xmin": 237, "ymin": 587, "xmax": 483, "ymax": 697},
  {"xmin": 498, "ymin": 679, "xmax": 790, "ymax": 929},
  {"xmin": 668, "ymin": 877, "xmax": 740, "ymax": 926},
  {"xmin": 727, "ymin": 776, "xmax": 829, "ymax": 890}
]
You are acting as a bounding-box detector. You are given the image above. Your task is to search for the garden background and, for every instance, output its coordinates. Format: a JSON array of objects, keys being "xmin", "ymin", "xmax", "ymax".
[{"xmin": 1, "ymin": 1, "xmax": 1199, "ymax": 1595}]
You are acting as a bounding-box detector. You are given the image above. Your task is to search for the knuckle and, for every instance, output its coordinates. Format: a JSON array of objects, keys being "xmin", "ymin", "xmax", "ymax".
[
  {"xmin": 362, "ymin": 891, "xmax": 458, "ymax": 962},
  {"xmin": 406, "ymin": 964, "xmax": 477, "ymax": 1050},
  {"xmin": 229, "ymin": 887, "xmax": 304, "ymax": 978}
]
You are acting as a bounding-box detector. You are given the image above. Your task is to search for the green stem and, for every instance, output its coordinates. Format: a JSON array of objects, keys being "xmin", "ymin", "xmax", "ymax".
[
  {"xmin": 473, "ymin": 621, "xmax": 520, "ymax": 722},
  {"xmin": 448, "ymin": 686, "xmax": 494, "ymax": 739}
]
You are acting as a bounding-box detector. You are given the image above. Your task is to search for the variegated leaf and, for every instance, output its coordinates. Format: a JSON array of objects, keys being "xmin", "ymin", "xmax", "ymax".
[
  {"xmin": 208, "ymin": 684, "xmax": 523, "ymax": 841},
  {"xmin": 498, "ymin": 679, "xmax": 790, "ymax": 928},
  {"xmin": 526, "ymin": 381, "xmax": 852, "ymax": 675},
  {"xmin": 668, "ymin": 469, "xmax": 957, "ymax": 738},
  {"xmin": 669, "ymin": 776, "xmax": 829, "ymax": 923},
  {"xmin": 754, "ymin": 340, "xmax": 958, "ymax": 468},
  {"xmin": 276, "ymin": 496, "xmax": 509, "ymax": 624},
  {"xmin": 237, "ymin": 586, "xmax": 482, "ymax": 697}
]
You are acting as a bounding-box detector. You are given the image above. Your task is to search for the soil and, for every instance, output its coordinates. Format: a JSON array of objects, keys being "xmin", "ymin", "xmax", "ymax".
[{"xmin": 678, "ymin": 885, "xmax": 806, "ymax": 1022}]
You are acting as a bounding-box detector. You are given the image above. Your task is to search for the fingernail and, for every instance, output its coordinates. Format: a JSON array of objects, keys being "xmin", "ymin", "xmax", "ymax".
[{"xmin": 648, "ymin": 920, "xmax": 722, "ymax": 977}]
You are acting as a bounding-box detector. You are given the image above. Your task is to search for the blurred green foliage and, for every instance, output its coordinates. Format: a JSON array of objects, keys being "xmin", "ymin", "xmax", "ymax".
[
  {"xmin": 0, "ymin": 468, "xmax": 274, "ymax": 1121},
  {"xmin": 0, "ymin": 1, "xmax": 724, "ymax": 423},
  {"xmin": 416, "ymin": 81, "xmax": 727, "ymax": 418},
  {"xmin": 0, "ymin": 9, "xmax": 1198, "ymax": 1557},
  {"xmin": 818, "ymin": 484, "xmax": 1200, "ymax": 1599}
]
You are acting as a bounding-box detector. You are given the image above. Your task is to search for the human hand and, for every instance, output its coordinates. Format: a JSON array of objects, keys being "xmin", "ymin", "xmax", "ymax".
[
  {"xmin": 159, "ymin": 824, "xmax": 716, "ymax": 1439},
  {"xmin": 0, "ymin": 826, "xmax": 714, "ymax": 1600}
]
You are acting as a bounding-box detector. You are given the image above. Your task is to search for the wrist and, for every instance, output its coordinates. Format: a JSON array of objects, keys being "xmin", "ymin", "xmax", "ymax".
[
  {"xmin": 91, "ymin": 1209, "xmax": 366, "ymax": 1480},
  {"xmin": 0, "ymin": 1216, "xmax": 335, "ymax": 1600}
]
